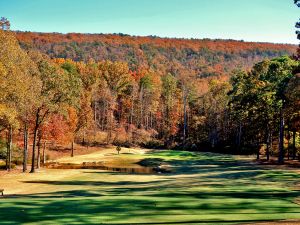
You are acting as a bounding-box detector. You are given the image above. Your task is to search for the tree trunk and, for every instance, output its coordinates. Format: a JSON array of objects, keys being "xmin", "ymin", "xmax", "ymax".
[
  {"xmin": 278, "ymin": 108, "xmax": 284, "ymax": 164},
  {"xmin": 107, "ymin": 102, "xmax": 114, "ymax": 143},
  {"xmin": 130, "ymin": 99, "xmax": 134, "ymax": 125},
  {"xmin": 287, "ymin": 122, "xmax": 290, "ymax": 160},
  {"xmin": 270, "ymin": 132, "xmax": 273, "ymax": 156},
  {"xmin": 82, "ymin": 131, "xmax": 85, "ymax": 146},
  {"xmin": 71, "ymin": 140, "xmax": 74, "ymax": 157},
  {"xmin": 23, "ymin": 123, "xmax": 28, "ymax": 172},
  {"xmin": 139, "ymin": 86, "xmax": 144, "ymax": 129},
  {"xmin": 266, "ymin": 128, "xmax": 270, "ymax": 161},
  {"xmin": 236, "ymin": 122, "xmax": 242, "ymax": 153},
  {"xmin": 37, "ymin": 131, "xmax": 41, "ymax": 169},
  {"xmin": 256, "ymin": 141, "xmax": 260, "ymax": 160},
  {"xmin": 8, "ymin": 126, "xmax": 12, "ymax": 171},
  {"xmin": 6, "ymin": 126, "xmax": 12, "ymax": 171},
  {"xmin": 42, "ymin": 141, "xmax": 46, "ymax": 165},
  {"xmin": 6, "ymin": 131, "xmax": 8, "ymax": 170},
  {"xmin": 292, "ymin": 130, "xmax": 296, "ymax": 160},
  {"xmin": 94, "ymin": 101, "xmax": 97, "ymax": 143},
  {"xmin": 183, "ymin": 86, "xmax": 188, "ymax": 142},
  {"xmin": 146, "ymin": 113, "xmax": 149, "ymax": 130},
  {"xmin": 30, "ymin": 110, "xmax": 40, "ymax": 173},
  {"xmin": 102, "ymin": 101, "xmax": 106, "ymax": 131},
  {"xmin": 150, "ymin": 113, "xmax": 152, "ymax": 130}
]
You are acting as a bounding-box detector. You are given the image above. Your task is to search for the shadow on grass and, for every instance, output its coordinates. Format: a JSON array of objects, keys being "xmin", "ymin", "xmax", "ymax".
[
  {"xmin": 1, "ymin": 192, "xmax": 299, "ymax": 224},
  {"xmin": 22, "ymin": 180, "xmax": 169, "ymax": 186},
  {"xmin": 1, "ymin": 150, "xmax": 300, "ymax": 224},
  {"xmin": 1, "ymin": 188, "xmax": 300, "ymax": 224},
  {"xmin": 9, "ymin": 189, "xmax": 103, "ymax": 198},
  {"xmin": 19, "ymin": 179, "xmax": 300, "ymax": 201}
]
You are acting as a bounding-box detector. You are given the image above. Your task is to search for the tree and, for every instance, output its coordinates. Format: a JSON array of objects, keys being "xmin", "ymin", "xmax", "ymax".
[
  {"xmin": 62, "ymin": 60, "xmax": 99, "ymax": 147},
  {"xmin": 137, "ymin": 70, "xmax": 161, "ymax": 130},
  {"xmin": 285, "ymin": 73, "xmax": 300, "ymax": 159},
  {"xmin": 251, "ymin": 61, "xmax": 278, "ymax": 160},
  {"xmin": 229, "ymin": 69, "xmax": 255, "ymax": 153},
  {"xmin": 98, "ymin": 61, "xmax": 133, "ymax": 142},
  {"xmin": 28, "ymin": 52, "xmax": 82, "ymax": 173},
  {"xmin": 0, "ymin": 30, "xmax": 40, "ymax": 171},
  {"xmin": 229, "ymin": 57, "xmax": 299, "ymax": 162},
  {"xmin": 262, "ymin": 57, "xmax": 298, "ymax": 164},
  {"xmin": 161, "ymin": 73, "xmax": 180, "ymax": 145},
  {"xmin": 177, "ymin": 69, "xmax": 196, "ymax": 143},
  {"xmin": 295, "ymin": 0, "xmax": 300, "ymax": 59},
  {"xmin": 0, "ymin": 17, "xmax": 10, "ymax": 31},
  {"xmin": 67, "ymin": 107, "xmax": 79, "ymax": 157},
  {"xmin": 202, "ymin": 79, "xmax": 230, "ymax": 149}
]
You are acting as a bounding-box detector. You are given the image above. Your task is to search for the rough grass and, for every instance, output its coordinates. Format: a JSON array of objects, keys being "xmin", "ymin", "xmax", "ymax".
[{"xmin": 0, "ymin": 149, "xmax": 300, "ymax": 225}]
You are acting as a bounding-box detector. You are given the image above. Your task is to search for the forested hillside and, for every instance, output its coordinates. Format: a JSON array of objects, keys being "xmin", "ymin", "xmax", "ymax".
[
  {"xmin": 1, "ymin": 0, "xmax": 300, "ymax": 224},
  {"xmin": 0, "ymin": 26, "xmax": 299, "ymax": 173},
  {"xmin": 16, "ymin": 32, "xmax": 296, "ymax": 78}
]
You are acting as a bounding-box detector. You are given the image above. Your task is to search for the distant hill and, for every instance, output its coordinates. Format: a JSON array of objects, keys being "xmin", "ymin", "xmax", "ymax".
[{"xmin": 15, "ymin": 31, "xmax": 297, "ymax": 78}]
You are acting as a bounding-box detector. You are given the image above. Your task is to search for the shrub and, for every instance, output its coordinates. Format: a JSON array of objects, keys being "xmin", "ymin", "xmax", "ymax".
[
  {"xmin": 142, "ymin": 140, "xmax": 164, "ymax": 149},
  {"xmin": 0, "ymin": 139, "xmax": 7, "ymax": 159},
  {"xmin": 45, "ymin": 154, "xmax": 51, "ymax": 161},
  {"xmin": 12, "ymin": 159, "xmax": 23, "ymax": 166},
  {"xmin": 0, "ymin": 161, "xmax": 16, "ymax": 170}
]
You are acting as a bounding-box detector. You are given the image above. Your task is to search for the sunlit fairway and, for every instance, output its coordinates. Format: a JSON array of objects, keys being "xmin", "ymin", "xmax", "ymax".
[{"xmin": 0, "ymin": 148, "xmax": 300, "ymax": 225}]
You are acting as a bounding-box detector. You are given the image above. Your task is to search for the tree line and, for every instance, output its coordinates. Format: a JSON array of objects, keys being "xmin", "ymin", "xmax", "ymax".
[
  {"xmin": 16, "ymin": 31, "xmax": 295, "ymax": 82},
  {"xmin": 0, "ymin": 7, "xmax": 299, "ymax": 173}
]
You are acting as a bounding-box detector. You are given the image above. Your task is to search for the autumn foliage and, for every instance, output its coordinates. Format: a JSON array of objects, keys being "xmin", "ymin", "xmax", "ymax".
[{"xmin": 0, "ymin": 23, "xmax": 299, "ymax": 173}]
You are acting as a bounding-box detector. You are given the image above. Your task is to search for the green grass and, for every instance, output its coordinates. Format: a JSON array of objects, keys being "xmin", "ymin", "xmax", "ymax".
[{"xmin": 0, "ymin": 150, "xmax": 300, "ymax": 224}]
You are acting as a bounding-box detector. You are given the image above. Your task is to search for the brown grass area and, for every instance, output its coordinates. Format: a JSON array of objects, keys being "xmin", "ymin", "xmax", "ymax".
[
  {"xmin": 0, "ymin": 146, "xmax": 149, "ymax": 195},
  {"xmin": 0, "ymin": 143, "xmax": 110, "ymax": 173},
  {"xmin": 0, "ymin": 146, "xmax": 155, "ymax": 196},
  {"xmin": 39, "ymin": 143, "xmax": 111, "ymax": 160},
  {"xmin": 55, "ymin": 146, "xmax": 147, "ymax": 168},
  {"xmin": 257, "ymin": 158, "xmax": 300, "ymax": 169},
  {"xmin": 235, "ymin": 155, "xmax": 300, "ymax": 172},
  {"xmin": 0, "ymin": 168, "xmax": 86, "ymax": 195}
]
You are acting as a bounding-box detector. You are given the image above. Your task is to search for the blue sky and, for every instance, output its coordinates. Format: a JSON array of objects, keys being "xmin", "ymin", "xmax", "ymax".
[{"xmin": 0, "ymin": 0, "xmax": 299, "ymax": 44}]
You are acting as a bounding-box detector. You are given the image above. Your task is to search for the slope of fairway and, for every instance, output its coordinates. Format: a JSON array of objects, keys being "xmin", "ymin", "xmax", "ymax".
[{"xmin": 0, "ymin": 148, "xmax": 300, "ymax": 225}]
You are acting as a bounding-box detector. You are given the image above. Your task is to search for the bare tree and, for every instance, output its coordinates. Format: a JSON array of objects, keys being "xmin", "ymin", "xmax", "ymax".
[{"xmin": 0, "ymin": 17, "xmax": 10, "ymax": 30}]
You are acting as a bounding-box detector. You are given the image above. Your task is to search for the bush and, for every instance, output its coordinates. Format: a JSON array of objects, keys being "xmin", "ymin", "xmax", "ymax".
[
  {"xmin": 132, "ymin": 128, "xmax": 158, "ymax": 146},
  {"xmin": 0, "ymin": 139, "xmax": 7, "ymax": 159},
  {"xmin": 112, "ymin": 140, "xmax": 132, "ymax": 148},
  {"xmin": 45, "ymin": 154, "xmax": 51, "ymax": 161},
  {"xmin": 0, "ymin": 161, "xmax": 16, "ymax": 170},
  {"xmin": 0, "ymin": 148, "xmax": 6, "ymax": 160},
  {"xmin": 0, "ymin": 135, "xmax": 23, "ymax": 168},
  {"xmin": 12, "ymin": 159, "xmax": 23, "ymax": 166},
  {"xmin": 142, "ymin": 140, "xmax": 164, "ymax": 149}
]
